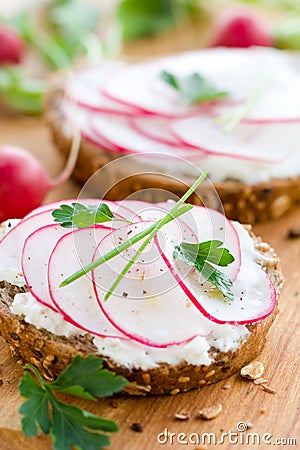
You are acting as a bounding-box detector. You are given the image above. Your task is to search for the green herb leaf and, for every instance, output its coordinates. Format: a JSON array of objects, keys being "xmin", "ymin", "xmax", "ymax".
[
  {"xmin": 173, "ymin": 240, "xmax": 235, "ymax": 300},
  {"xmin": 50, "ymin": 355, "xmax": 128, "ymax": 399},
  {"xmin": 50, "ymin": 0, "xmax": 101, "ymax": 61},
  {"xmin": 52, "ymin": 202, "xmax": 120, "ymax": 228},
  {"xmin": 19, "ymin": 356, "xmax": 127, "ymax": 449},
  {"xmin": 50, "ymin": 399, "xmax": 114, "ymax": 450},
  {"xmin": 160, "ymin": 70, "xmax": 228, "ymax": 105},
  {"xmin": 19, "ymin": 372, "xmax": 51, "ymax": 436},
  {"xmin": 117, "ymin": 0, "xmax": 197, "ymax": 41}
]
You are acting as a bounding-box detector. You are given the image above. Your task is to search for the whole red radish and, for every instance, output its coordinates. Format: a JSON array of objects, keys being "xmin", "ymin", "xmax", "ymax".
[
  {"xmin": 210, "ymin": 8, "xmax": 272, "ymax": 48},
  {"xmin": 0, "ymin": 27, "xmax": 24, "ymax": 64},
  {"xmin": 0, "ymin": 139, "xmax": 80, "ymax": 222}
]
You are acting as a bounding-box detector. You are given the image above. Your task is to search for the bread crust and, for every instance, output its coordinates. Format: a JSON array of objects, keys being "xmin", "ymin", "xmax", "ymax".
[
  {"xmin": 0, "ymin": 231, "xmax": 283, "ymax": 395},
  {"xmin": 45, "ymin": 74, "xmax": 300, "ymax": 224}
]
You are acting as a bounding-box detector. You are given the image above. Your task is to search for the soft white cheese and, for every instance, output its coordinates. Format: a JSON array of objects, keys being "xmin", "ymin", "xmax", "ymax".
[{"xmin": 11, "ymin": 292, "xmax": 79, "ymax": 338}]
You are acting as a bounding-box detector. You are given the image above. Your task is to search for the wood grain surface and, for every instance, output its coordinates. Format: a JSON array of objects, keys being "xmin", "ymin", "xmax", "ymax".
[{"xmin": 0, "ymin": 1, "xmax": 299, "ymax": 449}]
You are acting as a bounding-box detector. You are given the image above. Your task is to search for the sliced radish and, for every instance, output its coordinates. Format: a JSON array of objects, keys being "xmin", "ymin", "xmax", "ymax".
[
  {"xmin": 130, "ymin": 116, "xmax": 186, "ymax": 147},
  {"xmin": 22, "ymin": 212, "xmax": 129, "ymax": 312},
  {"xmin": 90, "ymin": 114, "xmax": 206, "ymax": 160},
  {"xmin": 102, "ymin": 61, "xmax": 210, "ymax": 118},
  {"xmin": 66, "ymin": 61, "xmax": 143, "ymax": 116},
  {"xmin": 0, "ymin": 199, "xmax": 131, "ymax": 287},
  {"xmin": 0, "ymin": 209, "xmax": 58, "ymax": 286},
  {"xmin": 156, "ymin": 219, "xmax": 275, "ymax": 324},
  {"xmin": 22, "ymin": 224, "xmax": 70, "ymax": 311},
  {"xmin": 172, "ymin": 115, "xmax": 296, "ymax": 163},
  {"xmin": 62, "ymin": 101, "xmax": 121, "ymax": 153},
  {"xmin": 48, "ymin": 226, "xmax": 127, "ymax": 339},
  {"xmin": 103, "ymin": 48, "xmax": 300, "ymax": 122},
  {"xmin": 155, "ymin": 204, "xmax": 241, "ymax": 282},
  {"xmin": 92, "ymin": 220, "xmax": 213, "ymax": 348}
]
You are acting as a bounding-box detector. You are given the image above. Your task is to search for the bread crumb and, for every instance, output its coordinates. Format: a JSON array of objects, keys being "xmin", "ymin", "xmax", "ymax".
[
  {"xmin": 198, "ymin": 403, "xmax": 222, "ymax": 420},
  {"xmin": 174, "ymin": 410, "xmax": 190, "ymax": 421},
  {"xmin": 253, "ymin": 378, "xmax": 269, "ymax": 385},
  {"xmin": 260, "ymin": 408, "xmax": 267, "ymax": 414},
  {"xmin": 261, "ymin": 384, "xmax": 276, "ymax": 394},
  {"xmin": 222, "ymin": 382, "xmax": 232, "ymax": 390},
  {"xmin": 240, "ymin": 361, "xmax": 264, "ymax": 380}
]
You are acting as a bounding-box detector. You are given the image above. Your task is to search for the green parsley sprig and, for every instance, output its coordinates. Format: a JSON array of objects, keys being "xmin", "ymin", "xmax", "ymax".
[
  {"xmin": 19, "ymin": 355, "xmax": 127, "ymax": 450},
  {"xmin": 173, "ymin": 240, "xmax": 235, "ymax": 300},
  {"xmin": 52, "ymin": 202, "xmax": 128, "ymax": 228},
  {"xmin": 160, "ymin": 70, "xmax": 228, "ymax": 105},
  {"xmin": 56, "ymin": 172, "xmax": 236, "ymax": 301},
  {"xmin": 59, "ymin": 172, "xmax": 207, "ymax": 288}
]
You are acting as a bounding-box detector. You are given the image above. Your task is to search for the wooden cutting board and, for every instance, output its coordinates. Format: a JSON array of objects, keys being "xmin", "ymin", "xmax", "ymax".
[{"xmin": 0, "ymin": 114, "xmax": 299, "ymax": 450}]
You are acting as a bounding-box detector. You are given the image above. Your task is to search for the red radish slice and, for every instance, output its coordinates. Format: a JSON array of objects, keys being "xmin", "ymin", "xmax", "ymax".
[
  {"xmin": 48, "ymin": 226, "xmax": 127, "ymax": 339},
  {"xmin": 62, "ymin": 102, "xmax": 120, "ymax": 153},
  {"xmin": 0, "ymin": 209, "xmax": 58, "ymax": 286},
  {"xmin": 90, "ymin": 114, "xmax": 206, "ymax": 160},
  {"xmin": 155, "ymin": 204, "xmax": 241, "ymax": 282},
  {"xmin": 102, "ymin": 62, "xmax": 209, "ymax": 118},
  {"xmin": 130, "ymin": 116, "xmax": 186, "ymax": 147},
  {"xmin": 103, "ymin": 48, "xmax": 300, "ymax": 122},
  {"xmin": 0, "ymin": 199, "xmax": 130, "ymax": 287},
  {"xmin": 65, "ymin": 61, "xmax": 143, "ymax": 116},
  {"xmin": 92, "ymin": 221, "xmax": 213, "ymax": 348},
  {"xmin": 156, "ymin": 218, "xmax": 275, "ymax": 324},
  {"xmin": 21, "ymin": 203, "xmax": 129, "ymax": 312},
  {"xmin": 22, "ymin": 225, "xmax": 70, "ymax": 311},
  {"xmin": 172, "ymin": 115, "xmax": 296, "ymax": 163}
]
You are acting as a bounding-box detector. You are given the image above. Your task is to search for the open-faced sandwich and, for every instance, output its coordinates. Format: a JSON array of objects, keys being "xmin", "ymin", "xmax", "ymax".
[
  {"xmin": 0, "ymin": 177, "xmax": 283, "ymax": 395},
  {"xmin": 46, "ymin": 46, "xmax": 300, "ymax": 223}
]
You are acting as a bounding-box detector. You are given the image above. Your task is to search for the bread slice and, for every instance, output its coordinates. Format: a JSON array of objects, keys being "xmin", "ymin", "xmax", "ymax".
[
  {"xmin": 0, "ymin": 230, "xmax": 283, "ymax": 395},
  {"xmin": 45, "ymin": 70, "xmax": 300, "ymax": 225}
]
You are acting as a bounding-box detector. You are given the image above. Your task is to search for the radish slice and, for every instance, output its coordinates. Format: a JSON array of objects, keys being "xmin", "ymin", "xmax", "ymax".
[
  {"xmin": 48, "ymin": 226, "xmax": 127, "ymax": 339},
  {"xmin": 102, "ymin": 61, "xmax": 209, "ymax": 118},
  {"xmin": 0, "ymin": 199, "xmax": 131, "ymax": 287},
  {"xmin": 92, "ymin": 221, "xmax": 213, "ymax": 348},
  {"xmin": 155, "ymin": 204, "xmax": 241, "ymax": 282},
  {"xmin": 172, "ymin": 115, "xmax": 296, "ymax": 163},
  {"xmin": 103, "ymin": 47, "xmax": 300, "ymax": 122},
  {"xmin": 90, "ymin": 114, "xmax": 206, "ymax": 160},
  {"xmin": 0, "ymin": 210, "xmax": 58, "ymax": 286},
  {"xmin": 156, "ymin": 219, "xmax": 275, "ymax": 324},
  {"xmin": 21, "ymin": 204, "xmax": 129, "ymax": 312},
  {"xmin": 130, "ymin": 116, "xmax": 186, "ymax": 147},
  {"xmin": 22, "ymin": 224, "xmax": 70, "ymax": 311},
  {"xmin": 66, "ymin": 61, "xmax": 143, "ymax": 116},
  {"xmin": 62, "ymin": 101, "xmax": 121, "ymax": 153}
]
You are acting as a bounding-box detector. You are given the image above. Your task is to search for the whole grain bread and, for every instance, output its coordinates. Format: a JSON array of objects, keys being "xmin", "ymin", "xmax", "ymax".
[
  {"xmin": 0, "ymin": 230, "xmax": 283, "ymax": 395},
  {"xmin": 45, "ymin": 74, "xmax": 300, "ymax": 225}
]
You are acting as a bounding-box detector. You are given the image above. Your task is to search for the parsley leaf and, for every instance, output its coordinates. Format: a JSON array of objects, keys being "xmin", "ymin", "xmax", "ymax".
[
  {"xmin": 173, "ymin": 240, "xmax": 235, "ymax": 300},
  {"xmin": 160, "ymin": 70, "xmax": 228, "ymax": 105},
  {"xmin": 19, "ymin": 371, "xmax": 51, "ymax": 436},
  {"xmin": 50, "ymin": 354, "xmax": 128, "ymax": 399},
  {"xmin": 52, "ymin": 202, "xmax": 121, "ymax": 228},
  {"xmin": 19, "ymin": 355, "xmax": 127, "ymax": 450}
]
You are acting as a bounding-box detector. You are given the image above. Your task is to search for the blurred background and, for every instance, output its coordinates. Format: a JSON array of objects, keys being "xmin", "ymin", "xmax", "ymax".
[{"xmin": 0, "ymin": 0, "xmax": 300, "ymax": 116}]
